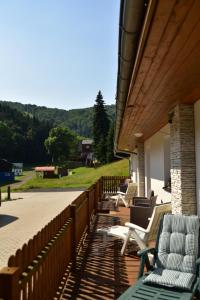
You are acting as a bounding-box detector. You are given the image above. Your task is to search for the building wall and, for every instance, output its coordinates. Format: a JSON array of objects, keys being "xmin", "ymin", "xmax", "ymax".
[
  {"xmin": 170, "ymin": 104, "xmax": 196, "ymax": 214},
  {"xmin": 130, "ymin": 153, "xmax": 138, "ymax": 183},
  {"xmin": 144, "ymin": 125, "xmax": 171, "ymax": 203},
  {"xmin": 194, "ymin": 100, "xmax": 200, "ymax": 216}
]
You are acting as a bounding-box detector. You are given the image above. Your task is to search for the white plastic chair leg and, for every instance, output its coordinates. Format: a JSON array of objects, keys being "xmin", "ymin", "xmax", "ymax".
[{"xmin": 121, "ymin": 230, "xmax": 132, "ymax": 255}]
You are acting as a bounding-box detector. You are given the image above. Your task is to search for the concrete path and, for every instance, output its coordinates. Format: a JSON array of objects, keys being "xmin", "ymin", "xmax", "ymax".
[{"xmin": 0, "ymin": 191, "xmax": 83, "ymax": 268}]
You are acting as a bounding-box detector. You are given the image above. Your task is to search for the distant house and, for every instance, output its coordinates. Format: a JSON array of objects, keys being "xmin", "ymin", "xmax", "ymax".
[
  {"xmin": 35, "ymin": 166, "xmax": 68, "ymax": 178},
  {"xmin": 12, "ymin": 163, "xmax": 23, "ymax": 176},
  {"xmin": 35, "ymin": 166, "xmax": 56, "ymax": 178},
  {"xmin": 81, "ymin": 139, "xmax": 94, "ymax": 166},
  {"xmin": 0, "ymin": 159, "xmax": 14, "ymax": 183}
]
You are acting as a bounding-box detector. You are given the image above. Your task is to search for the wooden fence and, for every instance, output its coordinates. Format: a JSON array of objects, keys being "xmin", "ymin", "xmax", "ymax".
[
  {"xmin": 102, "ymin": 176, "xmax": 130, "ymax": 194},
  {"xmin": 0, "ymin": 176, "xmax": 125, "ymax": 299}
]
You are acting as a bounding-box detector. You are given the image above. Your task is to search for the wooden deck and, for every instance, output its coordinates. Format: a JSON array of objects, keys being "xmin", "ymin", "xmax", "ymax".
[{"xmin": 57, "ymin": 206, "xmax": 141, "ymax": 299}]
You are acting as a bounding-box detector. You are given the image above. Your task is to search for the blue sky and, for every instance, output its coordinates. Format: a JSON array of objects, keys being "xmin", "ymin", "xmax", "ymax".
[{"xmin": 0, "ymin": 1, "xmax": 120, "ymax": 110}]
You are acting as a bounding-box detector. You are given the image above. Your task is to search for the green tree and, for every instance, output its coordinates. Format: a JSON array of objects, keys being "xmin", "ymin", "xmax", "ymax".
[
  {"xmin": 93, "ymin": 91, "xmax": 110, "ymax": 164},
  {"xmin": 0, "ymin": 121, "xmax": 13, "ymax": 159},
  {"xmin": 0, "ymin": 103, "xmax": 51, "ymax": 163},
  {"xmin": 106, "ymin": 121, "xmax": 115, "ymax": 163},
  {"xmin": 44, "ymin": 126, "xmax": 77, "ymax": 164}
]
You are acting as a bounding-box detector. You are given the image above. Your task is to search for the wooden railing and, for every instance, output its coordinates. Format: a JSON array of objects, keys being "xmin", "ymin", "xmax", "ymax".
[
  {"xmin": 0, "ymin": 176, "xmax": 125, "ymax": 300},
  {"xmin": 102, "ymin": 176, "xmax": 130, "ymax": 194}
]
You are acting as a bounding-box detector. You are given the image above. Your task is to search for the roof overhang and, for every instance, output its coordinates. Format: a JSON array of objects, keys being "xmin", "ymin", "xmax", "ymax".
[{"xmin": 115, "ymin": 0, "xmax": 200, "ymax": 152}]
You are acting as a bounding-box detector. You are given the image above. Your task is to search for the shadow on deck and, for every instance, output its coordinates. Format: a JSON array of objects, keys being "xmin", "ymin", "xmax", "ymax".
[{"xmin": 58, "ymin": 207, "xmax": 140, "ymax": 300}]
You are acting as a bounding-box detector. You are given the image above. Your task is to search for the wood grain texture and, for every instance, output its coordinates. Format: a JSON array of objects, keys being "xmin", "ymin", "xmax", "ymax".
[{"xmin": 118, "ymin": 0, "xmax": 200, "ymax": 151}]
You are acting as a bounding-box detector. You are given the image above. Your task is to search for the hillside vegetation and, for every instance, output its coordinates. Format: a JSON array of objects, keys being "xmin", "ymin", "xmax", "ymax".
[
  {"xmin": 0, "ymin": 102, "xmax": 51, "ymax": 163},
  {"xmin": 15, "ymin": 159, "xmax": 129, "ymax": 190},
  {"xmin": 0, "ymin": 100, "xmax": 115, "ymax": 138}
]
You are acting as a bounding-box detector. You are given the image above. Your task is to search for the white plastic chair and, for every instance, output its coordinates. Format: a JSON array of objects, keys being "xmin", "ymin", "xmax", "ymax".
[
  {"xmin": 109, "ymin": 182, "xmax": 137, "ymax": 207},
  {"xmin": 97, "ymin": 203, "xmax": 171, "ymax": 255}
]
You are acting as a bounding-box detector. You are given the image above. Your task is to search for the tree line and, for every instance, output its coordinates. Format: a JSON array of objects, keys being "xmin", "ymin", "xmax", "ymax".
[
  {"xmin": 0, "ymin": 100, "xmax": 115, "ymax": 138},
  {"xmin": 0, "ymin": 92, "xmax": 116, "ymax": 166},
  {"xmin": 0, "ymin": 103, "xmax": 51, "ymax": 163}
]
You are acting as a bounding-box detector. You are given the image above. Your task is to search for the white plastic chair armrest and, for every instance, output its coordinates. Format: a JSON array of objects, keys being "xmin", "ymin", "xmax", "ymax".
[
  {"xmin": 117, "ymin": 191, "xmax": 126, "ymax": 195},
  {"xmin": 125, "ymin": 222, "xmax": 149, "ymax": 233}
]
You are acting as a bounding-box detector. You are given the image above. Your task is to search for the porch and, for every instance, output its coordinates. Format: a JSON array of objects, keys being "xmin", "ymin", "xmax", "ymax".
[
  {"xmin": 57, "ymin": 208, "xmax": 140, "ymax": 300},
  {"xmin": 0, "ymin": 176, "xmax": 141, "ymax": 300}
]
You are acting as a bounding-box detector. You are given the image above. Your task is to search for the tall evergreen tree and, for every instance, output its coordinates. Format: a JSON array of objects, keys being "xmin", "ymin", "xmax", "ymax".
[
  {"xmin": 106, "ymin": 121, "xmax": 115, "ymax": 163},
  {"xmin": 93, "ymin": 91, "xmax": 110, "ymax": 163}
]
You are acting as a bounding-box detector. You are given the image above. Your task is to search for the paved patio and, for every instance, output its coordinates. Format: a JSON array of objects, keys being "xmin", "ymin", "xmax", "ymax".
[{"xmin": 0, "ymin": 191, "xmax": 83, "ymax": 268}]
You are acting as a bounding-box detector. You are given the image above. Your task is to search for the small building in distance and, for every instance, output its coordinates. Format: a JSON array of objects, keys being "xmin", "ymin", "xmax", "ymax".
[
  {"xmin": 35, "ymin": 166, "xmax": 68, "ymax": 178},
  {"xmin": 81, "ymin": 139, "xmax": 94, "ymax": 166},
  {"xmin": 12, "ymin": 163, "xmax": 23, "ymax": 176},
  {"xmin": 35, "ymin": 166, "xmax": 56, "ymax": 178},
  {"xmin": 0, "ymin": 159, "xmax": 14, "ymax": 183}
]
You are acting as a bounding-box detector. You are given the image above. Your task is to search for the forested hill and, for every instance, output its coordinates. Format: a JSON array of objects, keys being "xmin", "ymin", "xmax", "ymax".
[
  {"xmin": 0, "ymin": 101, "xmax": 116, "ymax": 138},
  {"xmin": 0, "ymin": 102, "xmax": 51, "ymax": 163}
]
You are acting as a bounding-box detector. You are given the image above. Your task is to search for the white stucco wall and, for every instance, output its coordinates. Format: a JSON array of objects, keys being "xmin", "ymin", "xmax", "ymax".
[
  {"xmin": 194, "ymin": 100, "xmax": 200, "ymax": 216},
  {"xmin": 144, "ymin": 125, "xmax": 171, "ymax": 203}
]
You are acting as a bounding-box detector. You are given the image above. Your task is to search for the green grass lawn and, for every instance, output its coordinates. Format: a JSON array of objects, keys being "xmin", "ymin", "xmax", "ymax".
[
  {"xmin": 14, "ymin": 159, "xmax": 129, "ymax": 191},
  {"xmin": 15, "ymin": 170, "xmax": 34, "ymax": 181}
]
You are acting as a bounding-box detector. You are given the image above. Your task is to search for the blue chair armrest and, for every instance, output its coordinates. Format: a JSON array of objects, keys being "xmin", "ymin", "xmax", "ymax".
[
  {"xmin": 137, "ymin": 248, "xmax": 156, "ymax": 279},
  {"xmin": 137, "ymin": 247, "xmax": 156, "ymax": 257}
]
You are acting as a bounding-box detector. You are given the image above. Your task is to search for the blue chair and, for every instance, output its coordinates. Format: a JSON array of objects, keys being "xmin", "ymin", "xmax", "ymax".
[{"xmin": 118, "ymin": 214, "xmax": 200, "ymax": 300}]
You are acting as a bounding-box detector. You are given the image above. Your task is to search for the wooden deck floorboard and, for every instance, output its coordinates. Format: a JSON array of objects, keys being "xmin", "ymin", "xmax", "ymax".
[{"xmin": 58, "ymin": 206, "xmax": 140, "ymax": 300}]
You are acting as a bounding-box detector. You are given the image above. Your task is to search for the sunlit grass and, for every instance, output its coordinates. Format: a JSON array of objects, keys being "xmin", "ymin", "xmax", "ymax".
[{"xmin": 14, "ymin": 159, "xmax": 129, "ymax": 191}]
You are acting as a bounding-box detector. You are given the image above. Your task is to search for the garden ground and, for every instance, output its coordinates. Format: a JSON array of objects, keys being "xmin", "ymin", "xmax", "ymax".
[{"xmin": 12, "ymin": 159, "xmax": 129, "ymax": 191}]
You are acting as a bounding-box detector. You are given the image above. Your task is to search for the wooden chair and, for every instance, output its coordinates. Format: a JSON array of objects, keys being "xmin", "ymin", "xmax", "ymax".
[
  {"xmin": 97, "ymin": 203, "xmax": 171, "ymax": 255},
  {"xmin": 133, "ymin": 190, "xmax": 156, "ymax": 206},
  {"xmin": 130, "ymin": 194, "xmax": 157, "ymax": 228},
  {"xmin": 109, "ymin": 182, "xmax": 137, "ymax": 208},
  {"xmin": 118, "ymin": 214, "xmax": 200, "ymax": 300}
]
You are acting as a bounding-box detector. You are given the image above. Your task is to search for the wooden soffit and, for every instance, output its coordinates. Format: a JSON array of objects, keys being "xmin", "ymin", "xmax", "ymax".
[{"xmin": 118, "ymin": 0, "xmax": 200, "ymax": 151}]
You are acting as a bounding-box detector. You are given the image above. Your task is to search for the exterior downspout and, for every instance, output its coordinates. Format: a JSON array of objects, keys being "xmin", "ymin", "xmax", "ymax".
[{"xmin": 115, "ymin": 0, "xmax": 148, "ymax": 153}]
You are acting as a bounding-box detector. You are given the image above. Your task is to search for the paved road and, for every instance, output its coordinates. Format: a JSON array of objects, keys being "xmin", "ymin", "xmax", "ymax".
[{"xmin": 0, "ymin": 191, "xmax": 83, "ymax": 268}]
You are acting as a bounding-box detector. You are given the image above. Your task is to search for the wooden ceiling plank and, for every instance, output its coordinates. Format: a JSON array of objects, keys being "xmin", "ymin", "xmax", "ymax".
[
  {"xmin": 121, "ymin": 0, "xmax": 195, "ymax": 149},
  {"xmin": 125, "ymin": 0, "xmax": 198, "ymax": 132},
  {"xmin": 129, "ymin": 0, "xmax": 196, "ymax": 114},
  {"xmin": 122, "ymin": 0, "xmax": 177, "ymax": 141},
  {"xmin": 118, "ymin": 0, "xmax": 200, "ymax": 150},
  {"xmin": 127, "ymin": 0, "xmax": 176, "ymax": 107}
]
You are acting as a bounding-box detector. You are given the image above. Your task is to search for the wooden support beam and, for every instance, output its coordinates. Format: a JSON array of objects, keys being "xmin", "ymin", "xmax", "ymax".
[{"xmin": 0, "ymin": 267, "xmax": 20, "ymax": 300}]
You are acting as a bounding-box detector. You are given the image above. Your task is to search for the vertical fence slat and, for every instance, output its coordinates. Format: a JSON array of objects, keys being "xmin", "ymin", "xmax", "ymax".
[
  {"xmin": 70, "ymin": 204, "xmax": 76, "ymax": 271},
  {"xmin": 86, "ymin": 190, "xmax": 90, "ymax": 232}
]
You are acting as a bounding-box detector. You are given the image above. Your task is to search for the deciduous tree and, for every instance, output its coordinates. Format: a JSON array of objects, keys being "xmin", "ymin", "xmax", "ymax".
[{"xmin": 44, "ymin": 126, "xmax": 77, "ymax": 164}]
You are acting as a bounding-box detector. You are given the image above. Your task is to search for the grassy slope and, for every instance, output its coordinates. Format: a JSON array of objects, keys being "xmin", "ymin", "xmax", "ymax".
[{"xmin": 15, "ymin": 159, "xmax": 129, "ymax": 190}]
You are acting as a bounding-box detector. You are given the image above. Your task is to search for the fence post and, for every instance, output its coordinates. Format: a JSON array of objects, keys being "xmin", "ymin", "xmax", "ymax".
[
  {"xmin": 94, "ymin": 183, "xmax": 99, "ymax": 214},
  {"xmin": 7, "ymin": 186, "xmax": 11, "ymax": 200},
  {"xmin": 70, "ymin": 204, "xmax": 76, "ymax": 271},
  {"xmin": 86, "ymin": 190, "xmax": 90, "ymax": 232},
  {"xmin": 99, "ymin": 177, "xmax": 103, "ymax": 200},
  {"xmin": 0, "ymin": 267, "xmax": 20, "ymax": 300},
  {"xmin": 0, "ymin": 188, "xmax": 1, "ymax": 206}
]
